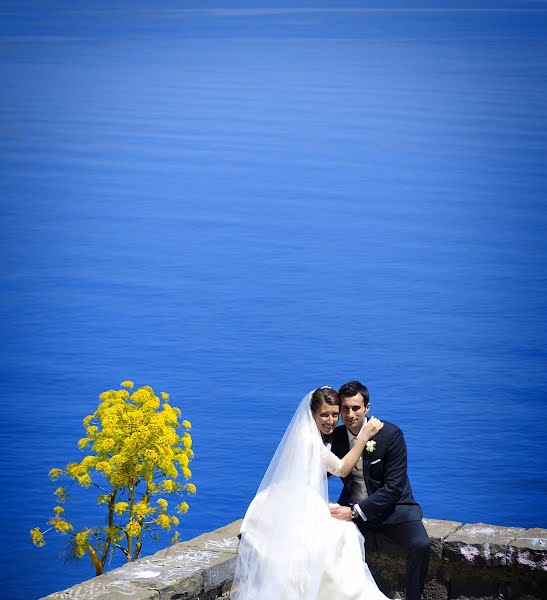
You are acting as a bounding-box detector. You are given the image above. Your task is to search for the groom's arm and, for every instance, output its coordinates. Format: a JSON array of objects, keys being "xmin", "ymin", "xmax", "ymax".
[{"xmin": 357, "ymin": 427, "xmax": 407, "ymax": 521}]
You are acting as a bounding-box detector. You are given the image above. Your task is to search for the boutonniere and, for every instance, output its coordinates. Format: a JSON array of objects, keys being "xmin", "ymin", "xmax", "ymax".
[{"xmin": 365, "ymin": 440, "xmax": 376, "ymax": 454}]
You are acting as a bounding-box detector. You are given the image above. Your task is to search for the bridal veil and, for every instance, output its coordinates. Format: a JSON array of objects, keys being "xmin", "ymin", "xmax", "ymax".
[{"xmin": 231, "ymin": 390, "xmax": 331, "ymax": 600}]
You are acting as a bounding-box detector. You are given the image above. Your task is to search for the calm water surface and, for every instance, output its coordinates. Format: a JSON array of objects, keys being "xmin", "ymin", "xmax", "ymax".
[{"xmin": 1, "ymin": 3, "xmax": 547, "ymax": 598}]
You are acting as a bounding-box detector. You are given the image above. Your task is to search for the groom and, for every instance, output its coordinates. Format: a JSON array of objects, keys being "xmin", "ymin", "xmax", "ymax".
[{"xmin": 330, "ymin": 380, "xmax": 431, "ymax": 600}]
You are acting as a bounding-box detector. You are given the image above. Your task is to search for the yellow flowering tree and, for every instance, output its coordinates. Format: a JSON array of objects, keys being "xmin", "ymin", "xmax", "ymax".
[{"xmin": 30, "ymin": 381, "xmax": 196, "ymax": 575}]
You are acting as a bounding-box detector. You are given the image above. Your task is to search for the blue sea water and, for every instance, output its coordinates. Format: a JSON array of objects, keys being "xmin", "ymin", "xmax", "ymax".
[{"xmin": 1, "ymin": 2, "xmax": 547, "ymax": 598}]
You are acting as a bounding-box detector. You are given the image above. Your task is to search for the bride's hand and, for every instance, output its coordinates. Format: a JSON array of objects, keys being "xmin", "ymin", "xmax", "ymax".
[{"xmin": 359, "ymin": 416, "xmax": 383, "ymax": 440}]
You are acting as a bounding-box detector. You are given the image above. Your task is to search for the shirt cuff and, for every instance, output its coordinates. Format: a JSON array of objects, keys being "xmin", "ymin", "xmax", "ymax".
[{"xmin": 354, "ymin": 504, "xmax": 367, "ymax": 521}]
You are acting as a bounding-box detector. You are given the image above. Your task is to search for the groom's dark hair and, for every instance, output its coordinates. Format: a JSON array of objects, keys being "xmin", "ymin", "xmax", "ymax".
[{"xmin": 338, "ymin": 380, "xmax": 369, "ymax": 405}]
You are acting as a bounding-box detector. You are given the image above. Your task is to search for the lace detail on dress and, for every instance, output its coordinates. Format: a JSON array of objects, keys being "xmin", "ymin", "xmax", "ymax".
[{"xmin": 323, "ymin": 443, "xmax": 344, "ymax": 476}]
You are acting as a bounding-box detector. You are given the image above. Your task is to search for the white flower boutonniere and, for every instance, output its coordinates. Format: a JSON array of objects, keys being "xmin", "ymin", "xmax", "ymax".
[{"xmin": 365, "ymin": 440, "xmax": 376, "ymax": 454}]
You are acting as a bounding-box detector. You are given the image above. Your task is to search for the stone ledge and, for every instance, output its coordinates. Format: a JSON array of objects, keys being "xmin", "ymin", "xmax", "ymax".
[
  {"xmin": 40, "ymin": 519, "xmax": 243, "ymax": 600},
  {"xmin": 41, "ymin": 517, "xmax": 547, "ymax": 600},
  {"xmin": 444, "ymin": 523, "xmax": 527, "ymax": 567},
  {"xmin": 423, "ymin": 518, "xmax": 463, "ymax": 560},
  {"xmin": 368, "ymin": 520, "xmax": 547, "ymax": 600},
  {"xmin": 507, "ymin": 528, "xmax": 547, "ymax": 571}
]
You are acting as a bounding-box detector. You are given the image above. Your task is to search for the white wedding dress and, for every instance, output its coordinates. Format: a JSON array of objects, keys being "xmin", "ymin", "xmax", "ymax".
[{"xmin": 231, "ymin": 392, "xmax": 391, "ymax": 600}]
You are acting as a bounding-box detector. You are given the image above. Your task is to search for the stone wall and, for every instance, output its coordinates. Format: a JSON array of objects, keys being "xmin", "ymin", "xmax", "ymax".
[
  {"xmin": 367, "ymin": 519, "xmax": 547, "ymax": 600},
  {"xmin": 40, "ymin": 520, "xmax": 242, "ymax": 600},
  {"xmin": 41, "ymin": 518, "xmax": 547, "ymax": 600}
]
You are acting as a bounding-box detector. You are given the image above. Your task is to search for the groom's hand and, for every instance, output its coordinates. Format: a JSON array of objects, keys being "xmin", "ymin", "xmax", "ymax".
[{"xmin": 330, "ymin": 506, "xmax": 353, "ymax": 521}]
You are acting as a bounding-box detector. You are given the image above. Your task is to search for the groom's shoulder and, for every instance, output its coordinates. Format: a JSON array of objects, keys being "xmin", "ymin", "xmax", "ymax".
[
  {"xmin": 380, "ymin": 419, "xmax": 398, "ymax": 431},
  {"xmin": 378, "ymin": 420, "xmax": 411, "ymax": 443},
  {"xmin": 379, "ymin": 420, "xmax": 401, "ymax": 434}
]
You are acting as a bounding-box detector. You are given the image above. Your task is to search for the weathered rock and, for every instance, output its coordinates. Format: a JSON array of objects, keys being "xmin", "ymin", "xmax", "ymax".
[
  {"xmin": 507, "ymin": 528, "xmax": 547, "ymax": 571},
  {"xmin": 41, "ymin": 518, "xmax": 547, "ymax": 600},
  {"xmin": 422, "ymin": 577, "xmax": 449, "ymax": 600},
  {"xmin": 444, "ymin": 522, "xmax": 526, "ymax": 567},
  {"xmin": 39, "ymin": 520, "xmax": 242, "ymax": 600},
  {"xmin": 423, "ymin": 517, "xmax": 462, "ymax": 560},
  {"xmin": 41, "ymin": 571, "xmax": 162, "ymax": 600},
  {"xmin": 447, "ymin": 575, "xmax": 506, "ymax": 600}
]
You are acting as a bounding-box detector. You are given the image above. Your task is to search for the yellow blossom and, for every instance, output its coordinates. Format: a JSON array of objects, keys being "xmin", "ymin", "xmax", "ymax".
[
  {"xmin": 156, "ymin": 514, "xmax": 171, "ymax": 530},
  {"xmin": 125, "ymin": 520, "xmax": 141, "ymax": 537},
  {"xmin": 120, "ymin": 380, "xmax": 135, "ymax": 388},
  {"xmin": 78, "ymin": 459, "xmax": 94, "ymax": 474},
  {"xmin": 170, "ymin": 531, "xmax": 180, "ymax": 544},
  {"xmin": 65, "ymin": 462, "xmax": 80, "ymax": 477},
  {"xmin": 30, "ymin": 527, "xmax": 45, "ymax": 547},
  {"xmin": 182, "ymin": 420, "xmax": 192, "ymax": 429},
  {"xmin": 147, "ymin": 482, "xmax": 161, "ymax": 495},
  {"xmin": 48, "ymin": 468, "xmax": 63, "ymax": 481},
  {"xmin": 74, "ymin": 530, "xmax": 90, "ymax": 557},
  {"xmin": 132, "ymin": 501, "xmax": 150, "ymax": 520},
  {"xmin": 53, "ymin": 506, "xmax": 64, "ymax": 515},
  {"xmin": 130, "ymin": 409, "xmax": 144, "ymax": 422},
  {"xmin": 114, "ymin": 502, "xmax": 129, "ymax": 515},
  {"xmin": 95, "ymin": 437, "xmax": 115, "ymax": 453},
  {"xmin": 182, "ymin": 467, "xmax": 192, "ymax": 480},
  {"xmin": 143, "ymin": 449, "xmax": 158, "ymax": 462},
  {"xmin": 54, "ymin": 487, "xmax": 68, "ymax": 503},
  {"xmin": 77, "ymin": 473, "xmax": 92, "ymax": 487},
  {"xmin": 106, "ymin": 525, "xmax": 123, "ymax": 543},
  {"xmin": 161, "ymin": 392, "xmax": 169, "ymax": 400},
  {"xmin": 162, "ymin": 479, "xmax": 177, "ymax": 493},
  {"xmin": 78, "ymin": 437, "xmax": 91, "ymax": 450},
  {"xmin": 186, "ymin": 483, "xmax": 197, "ymax": 494},
  {"xmin": 171, "ymin": 515, "xmax": 179, "ymax": 526},
  {"xmin": 50, "ymin": 517, "xmax": 74, "ymax": 533},
  {"xmin": 157, "ymin": 498, "xmax": 168, "ymax": 511},
  {"xmin": 95, "ymin": 460, "xmax": 113, "ymax": 474},
  {"xmin": 165, "ymin": 464, "xmax": 179, "ymax": 478},
  {"xmin": 130, "ymin": 388, "xmax": 151, "ymax": 404},
  {"xmin": 176, "ymin": 501, "xmax": 189, "ymax": 514}
]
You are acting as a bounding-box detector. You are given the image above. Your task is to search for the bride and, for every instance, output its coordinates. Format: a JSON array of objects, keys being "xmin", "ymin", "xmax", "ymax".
[{"xmin": 231, "ymin": 387, "xmax": 391, "ymax": 600}]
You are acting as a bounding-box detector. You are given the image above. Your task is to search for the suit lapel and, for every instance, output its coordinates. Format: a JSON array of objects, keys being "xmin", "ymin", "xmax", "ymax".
[
  {"xmin": 335, "ymin": 425, "xmax": 383, "ymax": 473},
  {"xmin": 362, "ymin": 427, "xmax": 385, "ymax": 475},
  {"xmin": 362, "ymin": 444, "xmax": 372, "ymax": 476}
]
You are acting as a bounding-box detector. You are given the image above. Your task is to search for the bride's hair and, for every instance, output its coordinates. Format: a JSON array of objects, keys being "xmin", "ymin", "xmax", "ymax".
[{"xmin": 309, "ymin": 386, "xmax": 339, "ymax": 415}]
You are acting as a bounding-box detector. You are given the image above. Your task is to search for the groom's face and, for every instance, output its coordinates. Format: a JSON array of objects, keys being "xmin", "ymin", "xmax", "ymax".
[{"xmin": 340, "ymin": 393, "xmax": 370, "ymax": 435}]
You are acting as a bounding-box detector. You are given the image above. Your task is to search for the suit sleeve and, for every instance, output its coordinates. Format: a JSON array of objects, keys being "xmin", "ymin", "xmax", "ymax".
[{"xmin": 358, "ymin": 428, "xmax": 406, "ymax": 521}]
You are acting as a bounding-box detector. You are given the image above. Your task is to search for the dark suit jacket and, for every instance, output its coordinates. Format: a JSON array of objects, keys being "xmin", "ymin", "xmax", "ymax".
[{"xmin": 330, "ymin": 421, "xmax": 423, "ymax": 525}]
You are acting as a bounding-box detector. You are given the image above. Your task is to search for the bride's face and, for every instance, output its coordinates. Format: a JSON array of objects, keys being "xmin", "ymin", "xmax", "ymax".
[{"xmin": 313, "ymin": 402, "xmax": 340, "ymax": 436}]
